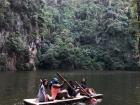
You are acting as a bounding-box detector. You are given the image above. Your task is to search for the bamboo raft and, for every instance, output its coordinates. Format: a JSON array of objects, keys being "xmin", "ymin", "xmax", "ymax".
[{"xmin": 24, "ymin": 94, "xmax": 103, "ymax": 105}]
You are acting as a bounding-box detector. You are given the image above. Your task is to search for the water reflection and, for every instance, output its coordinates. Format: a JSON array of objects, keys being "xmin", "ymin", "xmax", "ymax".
[{"xmin": 0, "ymin": 71, "xmax": 140, "ymax": 105}]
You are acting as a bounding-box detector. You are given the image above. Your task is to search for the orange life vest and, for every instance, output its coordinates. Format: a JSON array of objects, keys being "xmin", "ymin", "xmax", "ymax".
[{"xmin": 51, "ymin": 84, "xmax": 61, "ymax": 99}]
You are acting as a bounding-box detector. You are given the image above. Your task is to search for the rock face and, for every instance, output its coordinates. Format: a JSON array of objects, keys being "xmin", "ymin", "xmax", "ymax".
[{"xmin": 0, "ymin": 0, "xmax": 45, "ymax": 71}]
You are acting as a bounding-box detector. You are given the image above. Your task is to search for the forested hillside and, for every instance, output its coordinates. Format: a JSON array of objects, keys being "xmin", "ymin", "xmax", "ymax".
[{"xmin": 0, "ymin": 0, "xmax": 139, "ymax": 71}]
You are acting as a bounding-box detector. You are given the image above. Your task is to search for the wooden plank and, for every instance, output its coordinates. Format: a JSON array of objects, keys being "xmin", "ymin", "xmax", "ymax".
[{"xmin": 24, "ymin": 94, "xmax": 103, "ymax": 105}]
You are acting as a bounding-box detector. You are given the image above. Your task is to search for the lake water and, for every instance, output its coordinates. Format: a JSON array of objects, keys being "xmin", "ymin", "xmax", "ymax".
[{"xmin": 0, "ymin": 70, "xmax": 140, "ymax": 105}]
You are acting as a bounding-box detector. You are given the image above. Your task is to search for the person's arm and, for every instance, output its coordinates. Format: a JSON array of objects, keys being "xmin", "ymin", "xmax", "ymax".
[{"xmin": 60, "ymin": 81, "xmax": 65, "ymax": 88}]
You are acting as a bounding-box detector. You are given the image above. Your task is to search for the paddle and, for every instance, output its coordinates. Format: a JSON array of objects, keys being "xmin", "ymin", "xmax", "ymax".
[
  {"xmin": 56, "ymin": 72, "xmax": 76, "ymax": 92},
  {"xmin": 74, "ymin": 81, "xmax": 92, "ymax": 98}
]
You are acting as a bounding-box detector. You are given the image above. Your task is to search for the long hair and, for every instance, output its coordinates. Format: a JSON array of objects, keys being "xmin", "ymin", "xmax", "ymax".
[{"xmin": 40, "ymin": 79, "xmax": 48, "ymax": 89}]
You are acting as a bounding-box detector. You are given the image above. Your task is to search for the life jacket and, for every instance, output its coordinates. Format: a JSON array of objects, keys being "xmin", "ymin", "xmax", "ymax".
[{"xmin": 51, "ymin": 84, "xmax": 61, "ymax": 100}]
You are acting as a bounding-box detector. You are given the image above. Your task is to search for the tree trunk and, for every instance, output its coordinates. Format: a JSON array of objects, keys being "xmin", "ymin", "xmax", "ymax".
[{"xmin": 137, "ymin": 0, "xmax": 140, "ymax": 27}]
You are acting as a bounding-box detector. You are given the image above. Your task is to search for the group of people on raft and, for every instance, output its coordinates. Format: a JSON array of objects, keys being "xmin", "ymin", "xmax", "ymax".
[{"xmin": 37, "ymin": 77, "xmax": 96, "ymax": 102}]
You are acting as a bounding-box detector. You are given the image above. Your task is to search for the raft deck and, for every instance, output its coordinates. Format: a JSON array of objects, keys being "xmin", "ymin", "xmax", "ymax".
[{"xmin": 24, "ymin": 94, "xmax": 103, "ymax": 105}]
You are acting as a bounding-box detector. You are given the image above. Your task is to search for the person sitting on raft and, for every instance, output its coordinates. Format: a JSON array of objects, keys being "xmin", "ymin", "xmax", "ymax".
[
  {"xmin": 50, "ymin": 78, "xmax": 71, "ymax": 100},
  {"xmin": 80, "ymin": 78, "xmax": 96, "ymax": 96},
  {"xmin": 37, "ymin": 79, "xmax": 53, "ymax": 102},
  {"xmin": 67, "ymin": 80, "xmax": 79, "ymax": 97}
]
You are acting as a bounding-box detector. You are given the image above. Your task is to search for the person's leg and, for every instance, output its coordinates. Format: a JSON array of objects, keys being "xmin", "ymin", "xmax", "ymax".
[
  {"xmin": 57, "ymin": 90, "xmax": 72, "ymax": 99},
  {"xmin": 47, "ymin": 94, "xmax": 54, "ymax": 101},
  {"xmin": 88, "ymin": 88, "xmax": 96, "ymax": 95}
]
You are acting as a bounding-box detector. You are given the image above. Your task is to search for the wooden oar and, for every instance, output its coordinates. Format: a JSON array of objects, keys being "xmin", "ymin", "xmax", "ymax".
[
  {"xmin": 56, "ymin": 72, "xmax": 76, "ymax": 92},
  {"xmin": 74, "ymin": 81, "xmax": 92, "ymax": 98}
]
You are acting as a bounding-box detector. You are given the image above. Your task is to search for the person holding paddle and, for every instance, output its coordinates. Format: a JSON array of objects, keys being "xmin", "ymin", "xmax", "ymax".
[
  {"xmin": 50, "ymin": 77, "xmax": 71, "ymax": 100},
  {"xmin": 67, "ymin": 80, "xmax": 79, "ymax": 97},
  {"xmin": 80, "ymin": 78, "xmax": 96, "ymax": 96}
]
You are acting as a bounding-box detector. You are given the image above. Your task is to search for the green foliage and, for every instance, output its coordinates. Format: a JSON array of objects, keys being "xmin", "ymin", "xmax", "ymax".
[
  {"xmin": 36, "ymin": 0, "xmax": 139, "ymax": 70},
  {"xmin": 38, "ymin": 29, "xmax": 101, "ymax": 70},
  {"xmin": 5, "ymin": 32, "xmax": 28, "ymax": 54},
  {"xmin": 4, "ymin": 32, "xmax": 29, "ymax": 70},
  {"xmin": 0, "ymin": 0, "xmax": 139, "ymax": 70}
]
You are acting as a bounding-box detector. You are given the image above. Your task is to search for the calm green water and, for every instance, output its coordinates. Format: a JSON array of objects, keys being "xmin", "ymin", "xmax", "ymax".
[{"xmin": 0, "ymin": 70, "xmax": 140, "ymax": 105}]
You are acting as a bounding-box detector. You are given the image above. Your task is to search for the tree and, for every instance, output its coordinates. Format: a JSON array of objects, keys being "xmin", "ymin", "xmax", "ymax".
[{"xmin": 137, "ymin": 1, "xmax": 140, "ymax": 22}]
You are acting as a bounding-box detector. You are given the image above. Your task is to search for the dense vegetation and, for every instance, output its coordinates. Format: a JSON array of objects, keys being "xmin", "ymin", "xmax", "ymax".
[{"xmin": 0, "ymin": 0, "xmax": 139, "ymax": 71}]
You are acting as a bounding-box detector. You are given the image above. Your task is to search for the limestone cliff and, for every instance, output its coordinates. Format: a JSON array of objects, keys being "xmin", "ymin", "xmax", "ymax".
[{"xmin": 0, "ymin": 0, "xmax": 45, "ymax": 70}]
